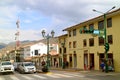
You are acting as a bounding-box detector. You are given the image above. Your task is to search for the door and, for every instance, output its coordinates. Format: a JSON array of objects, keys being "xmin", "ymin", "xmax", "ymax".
[
  {"xmin": 74, "ymin": 54, "xmax": 77, "ymax": 68},
  {"xmin": 84, "ymin": 54, "xmax": 88, "ymax": 70},
  {"xmin": 90, "ymin": 54, "xmax": 94, "ymax": 70}
]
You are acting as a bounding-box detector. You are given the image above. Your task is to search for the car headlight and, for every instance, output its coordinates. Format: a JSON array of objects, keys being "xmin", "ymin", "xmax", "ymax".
[
  {"xmin": 12, "ymin": 67, "xmax": 14, "ymax": 71},
  {"xmin": 0, "ymin": 67, "xmax": 4, "ymax": 70},
  {"xmin": 24, "ymin": 67, "xmax": 28, "ymax": 72}
]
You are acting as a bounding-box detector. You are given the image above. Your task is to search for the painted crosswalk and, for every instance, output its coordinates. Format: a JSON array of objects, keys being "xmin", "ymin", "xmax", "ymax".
[
  {"xmin": 0, "ymin": 76, "xmax": 5, "ymax": 80},
  {"xmin": 0, "ymin": 72, "xmax": 85, "ymax": 80}
]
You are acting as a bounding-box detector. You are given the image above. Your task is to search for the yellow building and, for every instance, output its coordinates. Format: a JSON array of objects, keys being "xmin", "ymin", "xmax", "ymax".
[{"xmin": 62, "ymin": 8, "xmax": 120, "ymax": 72}]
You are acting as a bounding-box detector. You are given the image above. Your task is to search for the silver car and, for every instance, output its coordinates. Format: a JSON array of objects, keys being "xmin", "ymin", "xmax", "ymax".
[{"xmin": 17, "ymin": 62, "xmax": 36, "ymax": 74}]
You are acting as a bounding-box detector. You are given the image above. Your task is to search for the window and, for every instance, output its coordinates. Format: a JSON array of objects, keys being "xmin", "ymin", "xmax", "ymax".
[
  {"xmin": 107, "ymin": 18, "xmax": 112, "ymax": 28},
  {"xmin": 89, "ymin": 24, "xmax": 94, "ymax": 30},
  {"xmin": 99, "ymin": 37, "xmax": 104, "ymax": 45},
  {"xmin": 50, "ymin": 46, "xmax": 54, "ymax": 50},
  {"xmin": 64, "ymin": 38, "xmax": 66, "ymax": 43},
  {"xmin": 69, "ymin": 42, "xmax": 71, "ymax": 48},
  {"xmin": 64, "ymin": 47, "xmax": 66, "ymax": 53},
  {"xmin": 35, "ymin": 50, "xmax": 38, "ymax": 55},
  {"xmin": 73, "ymin": 29, "xmax": 76, "ymax": 36},
  {"xmin": 59, "ymin": 48, "xmax": 62, "ymax": 54},
  {"xmin": 69, "ymin": 31, "xmax": 71, "ymax": 37},
  {"xmin": 83, "ymin": 26, "xmax": 86, "ymax": 28},
  {"xmin": 59, "ymin": 39, "xmax": 61, "ymax": 43},
  {"xmin": 89, "ymin": 38, "xmax": 94, "ymax": 46},
  {"xmin": 108, "ymin": 35, "xmax": 113, "ymax": 44},
  {"xmin": 83, "ymin": 39, "xmax": 87, "ymax": 47},
  {"xmin": 98, "ymin": 20, "xmax": 104, "ymax": 30},
  {"xmin": 73, "ymin": 41, "xmax": 77, "ymax": 48}
]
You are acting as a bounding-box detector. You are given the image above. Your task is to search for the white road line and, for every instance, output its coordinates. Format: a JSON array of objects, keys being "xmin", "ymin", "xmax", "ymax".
[
  {"xmin": 22, "ymin": 75, "xmax": 34, "ymax": 80},
  {"xmin": 10, "ymin": 75, "xmax": 20, "ymax": 80},
  {"xmin": 45, "ymin": 74, "xmax": 61, "ymax": 78},
  {"xmin": 0, "ymin": 76, "xmax": 5, "ymax": 80},
  {"xmin": 63, "ymin": 73, "xmax": 85, "ymax": 77},
  {"xmin": 33, "ymin": 74, "xmax": 47, "ymax": 79},
  {"xmin": 54, "ymin": 73, "xmax": 72, "ymax": 77}
]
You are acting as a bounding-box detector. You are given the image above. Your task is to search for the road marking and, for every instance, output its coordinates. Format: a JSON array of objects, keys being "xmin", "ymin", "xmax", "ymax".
[
  {"xmin": 45, "ymin": 74, "xmax": 61, "ymax": 78},
  {"xmin": 0, "ymin": 76, "xmax": 5, "ymax": 80},
  {"xmin": 33, "ymin": 74, "xmax": 47, "ymax": 79},
  {"xmin": 10, "ymin": 75, "xmax": 20, "ymax": 80},
  {"xmin": 22, "ymin": 75, "xmax": 34, "ymax": 80},
  {"xmin": 63, "ymin": 73, "xmax": 85, "ymax": 77},
  {"xmin": 54, "ymin": 73, "xmax": 72, "ymax": 77}
]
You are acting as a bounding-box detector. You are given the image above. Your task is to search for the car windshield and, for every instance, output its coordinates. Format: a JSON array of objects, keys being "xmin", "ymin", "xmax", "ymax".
[
  {"xmin": 2, "ymin": 62, "xmax": 11, "ymax": 65},
  {"xmin": 24, "ymin": 63, "xmax": 34, "ymax": 66}
]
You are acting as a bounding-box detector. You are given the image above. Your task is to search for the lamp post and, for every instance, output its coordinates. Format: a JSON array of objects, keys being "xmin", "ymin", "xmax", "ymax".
[
  {"xmin": 41, "ymin": 30, "xmax": 55, "ymax": 71},
  {"xmin": 93, "ymin": 6, "xmax": 115, "ymax": 73}
]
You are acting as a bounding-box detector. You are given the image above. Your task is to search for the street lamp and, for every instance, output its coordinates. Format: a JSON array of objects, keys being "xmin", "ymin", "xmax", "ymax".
[
  {"xmin": 93, "ymin": 6, "xmax": 115, "ymax": 73},
  {"xmin": 41, "ymin": 30, "xmax": 55, "ymax": 71}
]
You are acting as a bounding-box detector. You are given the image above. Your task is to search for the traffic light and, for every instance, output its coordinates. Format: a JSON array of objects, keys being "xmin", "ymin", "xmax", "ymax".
[
  {"xmin": 80, "ymin": 28, "xmax": 94, "ymax": 34},
  {"xmin": 104, "ymin": 43, "xmax": 109, "ymax": 52}
]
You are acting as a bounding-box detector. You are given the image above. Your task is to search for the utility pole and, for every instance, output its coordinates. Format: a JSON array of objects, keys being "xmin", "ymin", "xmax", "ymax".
[{"xmin": 15, "ymin": 19, "xmax": 20, "ymax": 62}]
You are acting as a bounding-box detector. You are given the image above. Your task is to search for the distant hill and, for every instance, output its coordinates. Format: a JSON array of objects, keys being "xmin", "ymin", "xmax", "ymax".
[
  {"xmin": 0, "ymin": 43, "xmax": 7, "ymax": 49},
  {"xmin": 0, "ymin": 40, "xmax": 37, "ymax": 49},
  {"xmin": 7, "ymin": 40, "xmax": 37, "ymax": 46}
]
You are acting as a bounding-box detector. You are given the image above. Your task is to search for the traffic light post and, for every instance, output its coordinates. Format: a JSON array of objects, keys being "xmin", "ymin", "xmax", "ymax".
[{"xmin": 93, "ymin": 6, "xmax": 115, "ymax": 72}]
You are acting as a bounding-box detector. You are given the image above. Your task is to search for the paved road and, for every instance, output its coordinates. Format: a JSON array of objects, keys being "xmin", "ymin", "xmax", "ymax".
[{"xmin": 0, "ymin": 70, "xmax": 120, "ymax": 80}]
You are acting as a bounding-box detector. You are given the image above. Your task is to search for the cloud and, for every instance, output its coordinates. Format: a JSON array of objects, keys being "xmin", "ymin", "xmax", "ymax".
[
  {"xmin": 20, "ymin": 29, "xmax": 43, "ymax": 41},
  {"xmin": 23, "ymin": 19, "xmax": 32, "ymax": 23},
  {"xmin": 0, "ymin": 0, "xmax": 120, "ymax": 43}
]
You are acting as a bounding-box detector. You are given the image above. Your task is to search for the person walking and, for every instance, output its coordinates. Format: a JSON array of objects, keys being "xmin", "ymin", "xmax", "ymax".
[{"xmin": 100, "ymin": 61, "xmax": 105, "ymax": 72}]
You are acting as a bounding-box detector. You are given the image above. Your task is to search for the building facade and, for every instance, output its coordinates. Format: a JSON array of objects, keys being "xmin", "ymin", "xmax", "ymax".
[
  {"xmin": 62, "ymin": 8, "xmax": 120, "ymax": 72},
  {"xmin": 58, "ymin": 34, "xmax": 67, "ymax": 68}
]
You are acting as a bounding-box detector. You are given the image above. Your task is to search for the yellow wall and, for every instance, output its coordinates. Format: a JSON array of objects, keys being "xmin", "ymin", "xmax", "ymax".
[{"xmin": 64, "ymin": 11, "xmax": 120, "ymax": 72}]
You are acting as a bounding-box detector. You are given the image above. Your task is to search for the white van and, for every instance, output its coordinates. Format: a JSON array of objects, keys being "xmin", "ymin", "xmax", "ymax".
[
  {"xmin": 0, "ymin": 61, "xmax": 14, "ymax": 73},
  {"xmin": 17, "ymin": 62, "xmax": 36, "ymax": 74}
]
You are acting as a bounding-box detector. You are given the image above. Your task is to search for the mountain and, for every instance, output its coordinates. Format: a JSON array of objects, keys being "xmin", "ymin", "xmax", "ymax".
[
  {"xmin": 0, "ymin": 43, "xmax": 7, "ymax": 49},
  {"xmin": 7, "ymin": 40, "xmax": 37, "ymax": 45},
  {"xmin": 0, "ymin": 40, "xmax": 37, "ymax": 49}
]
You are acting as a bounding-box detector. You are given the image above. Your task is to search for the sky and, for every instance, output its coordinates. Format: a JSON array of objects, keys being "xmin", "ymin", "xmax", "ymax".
[{"xmin": 0, "ymin": 0, "xmax": 120, "ymax": 44}]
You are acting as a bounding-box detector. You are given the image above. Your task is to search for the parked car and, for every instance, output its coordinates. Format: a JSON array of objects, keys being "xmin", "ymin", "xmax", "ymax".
[
  {"xmin": 0, "ymin": 61, "xmax": 14, "ymax": 73},
  {"xmin": 17, "ymin": 62, "xmax": 36, "ymax": 74}
]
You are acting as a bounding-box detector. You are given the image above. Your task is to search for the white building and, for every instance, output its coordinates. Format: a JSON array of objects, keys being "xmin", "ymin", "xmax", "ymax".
[{"xmin": 21, "ymin": 38, "xmax": 59, "ymax": 61}]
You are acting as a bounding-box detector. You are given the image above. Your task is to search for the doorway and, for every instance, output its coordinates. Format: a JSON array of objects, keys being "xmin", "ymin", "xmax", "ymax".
[
  {"xmin": 74, "ymin": 54, "xmax": 77, "ymax": 68},
  {"xmin": 84, "ymin": 54, "xmax": 88, "ymax": 70},
  {"xmin": 90, "ymin": 54, "xmax": 94, "ymax": 70}
]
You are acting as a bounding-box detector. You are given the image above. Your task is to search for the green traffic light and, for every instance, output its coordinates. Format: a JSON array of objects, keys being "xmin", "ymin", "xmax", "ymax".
[{"xmin": 104, "ymin": 43, "xmax": 109, "ymax": 52}]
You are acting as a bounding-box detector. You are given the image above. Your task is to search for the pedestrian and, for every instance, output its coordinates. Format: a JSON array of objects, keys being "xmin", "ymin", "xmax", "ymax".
[
  {"xmin": 41, "ymin": 60, "xmax": 45, "ymax": 66},
  {"xmin": 100, "ymin": 61, "xmax": 105, "ymax": 72}
]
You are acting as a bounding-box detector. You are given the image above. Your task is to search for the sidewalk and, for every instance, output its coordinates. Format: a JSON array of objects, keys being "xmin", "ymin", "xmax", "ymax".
[
  {"xmin": 50, "ymin": 67, "xmax": 120, "ymax": 76},
  {"xmin": 50, "ymin": 67, "xmax": 85, "ymax": 72},
  {"xmin": 37, "ymin": 67, "xmax": 120, "ymax": 76}
]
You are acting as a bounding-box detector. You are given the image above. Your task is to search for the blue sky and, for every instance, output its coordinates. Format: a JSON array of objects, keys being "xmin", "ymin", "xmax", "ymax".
[{"xmin": 0, "ymin": 0, "xmax": 120, "ymax": 44}]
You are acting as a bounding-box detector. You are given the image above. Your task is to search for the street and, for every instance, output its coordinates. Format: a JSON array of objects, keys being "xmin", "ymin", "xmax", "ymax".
[{"xmin": 0, "ymin": 70, "xmax": 120, "ymax": 80}]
